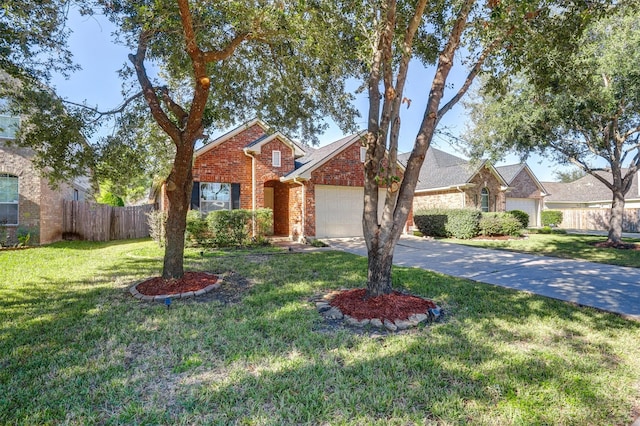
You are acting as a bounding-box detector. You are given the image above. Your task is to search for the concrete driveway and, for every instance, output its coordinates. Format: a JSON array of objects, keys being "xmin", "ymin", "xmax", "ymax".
[{"xmin": 325, "ymin": 236, "xmax": 640, "ymax": 320}]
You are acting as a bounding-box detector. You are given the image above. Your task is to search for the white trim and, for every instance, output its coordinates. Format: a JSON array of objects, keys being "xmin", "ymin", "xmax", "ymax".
[
  {"xmin": 272, "ymin": 150, "xmax": 281, "ymax": 167},
  {"xmin": 0, "ymin": 173, "xmax": 19, "ymax": 225}
]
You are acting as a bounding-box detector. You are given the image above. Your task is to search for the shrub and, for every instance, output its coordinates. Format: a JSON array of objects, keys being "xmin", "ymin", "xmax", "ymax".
[
  {"xmin": 479, "ymin": 213, "xmax": 524, "ymax": 237},
  {"xmin": 254, "ymin": 208, "xmax": 274, "ymax": 243},
  {"xmin": 508, "ymin": 210, "xmax": 529, "ymax": 229},
  {"xmin": 479, "ymin": 214, "xmax": 503, "ymax": 236},
  {"xmin": 16, "ymin": 227, "xmax": 31, "ymax": 246},
  {"xmin": 541, "ymin": 210, "xmax": 563, "ymax": 227},
  {"xmin": 146, "ymin": 210, "xmax": 166, "ymax": 247},
  {"xmin": 413, "ymin": 208, "xmax": 481, "ymax": 239},
  {"xmin": 207, "ymin": 209, "xmax": 253, "ymax": 247},
  {"xmin": 446, "ymin": 209, "xmax": 482, "ymax": 239},
  {"xmin": 185, "ymin": 210, "xmax": 210, "ymax": 246},
  {"xmin": 413, "ymin": 209, "xmax": 448, "ymax": 237}
]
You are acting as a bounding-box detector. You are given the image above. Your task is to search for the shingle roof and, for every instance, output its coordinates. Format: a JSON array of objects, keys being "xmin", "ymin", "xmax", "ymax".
[
  {"xmin": 543, "ymin": 171, "xmax": 640, "ymax": 202},
  {"xmin": 495, "ymin": 164, "xmax": 525, "ymax": 185},
  {"xmin": 398, "ymin": 147, "xmax": 480, "ymax": 191}
]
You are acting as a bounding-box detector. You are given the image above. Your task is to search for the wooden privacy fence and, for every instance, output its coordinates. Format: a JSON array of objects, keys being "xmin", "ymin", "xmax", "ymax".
[
  {"xmin": 63, "ymin": 200, "xmax": 156, "ymax": 241},
  {"xmin": 557, "ymin": 208, "xmax": 640, "ymax": 233}
]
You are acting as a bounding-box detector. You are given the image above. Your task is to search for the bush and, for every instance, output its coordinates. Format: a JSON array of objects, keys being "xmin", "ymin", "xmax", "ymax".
[
  {"xmin": 413, "ymin": 209, "xmax": 449, "ymax": 237},
  {"xmin": 207, "ymin": 209, "xmax": 253, "ymax": 247},
  {"xmin": 541, "ymin": 210, "xmax": 563, "ymax": 227},
  {"xmin": 413, "ymin": 208, "xmax": 481, "ymax": 239},
  {"xmin": 185, "ymin": 210, "xmax": 210, "ymax": 246},
  {"xmin": 446, "ymin": 209, "xmax": 481, "ymax": 239},
  {"xmin": 508, "ymin": 210, "xmax": 529, "ymax": 229},
  {"xmin": 254, "ymin": 208, "xmax": 274, "ymax": 243},
  {"xmin": 146, "ymin": 210, "xmax": 167, "ymax": 247},
  {"xmin": 479, "ymin": 212, "xmax": 524, "ymax": 237}
]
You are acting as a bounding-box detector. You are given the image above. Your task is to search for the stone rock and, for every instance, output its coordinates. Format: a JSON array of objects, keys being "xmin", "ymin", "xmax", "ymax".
[
  {"xmin": 383, "ymin": 319, "xmax": 397, "ymax": 331},
  {"xmin": 409, "ymin": 313, "xmax": 428, "ymax": 324},
  {"xmin": 394, "ymin": 319, "xmax": 412, "ymax": 330},
  {"xmin": 345, "ymin": 316, "xmax": 361, "ymax": 326},
  {"xmin": 315, "ymin": 301, "xmax": 330, "ymax": 309},
  {"xmin": 322, "ymin": 307, "xmax": 344, "ymax": 320},
  {"xmin": 370, "ymin": 318, "xmax": 384, "ymax": 328},
  {"xmin": 317, "ymin": 305, "xmax": 333, "ymax": 313}
]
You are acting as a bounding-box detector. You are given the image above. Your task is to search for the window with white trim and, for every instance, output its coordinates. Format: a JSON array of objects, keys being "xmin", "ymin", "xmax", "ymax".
[
  {"xmin": 272, "ymin": 150, "xmax": 281, "ymax": 167},
  {"xmin": 360, "ymin": 147, "xmax": 367, "ymax": 163},
  {"xmin": 200, "ymin": 182, "xmax": 231, "ymax": 214},
  {"xmin": 480, "ymin": 187, "xmax": 490, "ymax": 212},
  {"xmin": 0, "ymin": 174, "xmax": 18, "ymax": 225}
]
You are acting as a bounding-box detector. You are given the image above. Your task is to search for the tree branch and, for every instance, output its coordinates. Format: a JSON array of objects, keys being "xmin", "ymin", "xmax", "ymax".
[{"xmin": 128, "ymin": 31, "xmax": 181, "ymax": 143}]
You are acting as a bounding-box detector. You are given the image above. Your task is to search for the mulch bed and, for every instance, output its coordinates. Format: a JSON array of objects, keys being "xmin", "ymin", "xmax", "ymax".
[
  {"xmin": 591, "ymin": 241, "xmax": 640, "ymax": 251},
  {"xmin": 135, "ymin": 271, "xmax": 218, "ymax": 296},
  {"xmin": 329, "ymin": 288, "xmax": 437, "ymax": 322}
]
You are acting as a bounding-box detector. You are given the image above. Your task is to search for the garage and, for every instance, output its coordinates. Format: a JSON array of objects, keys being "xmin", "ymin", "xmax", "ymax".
[
  {"xmin": 506, "ymin": 198, "xmax": 539, "ymax": 227},
  {"xmin": 315, "ymin": 185, "xmax": 386, "ymax": 237}
]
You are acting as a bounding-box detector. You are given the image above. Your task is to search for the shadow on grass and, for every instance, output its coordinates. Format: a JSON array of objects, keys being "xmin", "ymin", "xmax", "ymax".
[{"xmin": 1, "ymin": 243, "xmax": 639, "ymax": 424}]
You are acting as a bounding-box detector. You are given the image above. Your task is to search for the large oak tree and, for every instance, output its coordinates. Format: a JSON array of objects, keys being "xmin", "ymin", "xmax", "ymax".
[
  {"xmin": 464, "ymin": 4, "xmax": 638, "ymax": 245},
  {"xmin": 358, "ymin": 0, "xmax": 610, "ymax": 296},
  {"xmin": 99, "ymin": 0, "xmax": 358, "ymax": 278}
]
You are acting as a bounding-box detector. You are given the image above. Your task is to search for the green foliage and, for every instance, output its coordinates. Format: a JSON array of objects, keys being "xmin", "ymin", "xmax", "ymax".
[
  {"xmin": 0, "ymin": 223, "xmax": 7, "ymax": 247},
  {"xmin": 541, "ymin": 210, "xmax": 563, "ymax": 227},
  {"xmin": 479, "ymin": 213, "xmax": 523, "ymax": 237},
  {"xmin": 96, "ymin": 185, "xmax": 125, "ymax": 207},
  {"xmin": 507, "ymin": 210, "xmax": 529, "ymax": 229},
  {"xmin": 146, "ymin": 210, "xmax": 167, "ymax": 247},
  {"xmin": 207, "ymin": 210, "xmax": 253, "ymax": 247},
  {"xmin": 413, "ymin": 209, "xmax": 449, "ymax": 238},
  {"xmin": 414, "ymin": 209, "xmax": 481, "ymax": 239},
  {"xmin": 16, "ymin": 227, "xmax": 31, "ymax": 246},
  {"xmin": 446, "ymin": 209, "xmax": 482, "ymax": 239},
  {"xmin": 253, "ymin": 208, "xmax": 274, "ymax": 244},
  {"xmin": 185, "ymin": 210, "xmax": 210, "ymax": 247}
]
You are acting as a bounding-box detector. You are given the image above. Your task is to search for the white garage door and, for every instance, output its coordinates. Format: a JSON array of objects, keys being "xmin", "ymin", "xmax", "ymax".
[
  {"xmin": 506, "ymin": 198, "xmax": 538, "ymax": 227},
  {"xmin": 315, "ymin": 185, "xmax": 386, "ymax": 237}
]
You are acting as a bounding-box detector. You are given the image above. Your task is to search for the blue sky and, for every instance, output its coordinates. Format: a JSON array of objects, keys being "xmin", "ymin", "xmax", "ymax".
[{"xmin": 51, "ymin": 8, "xmax": 563, "ymax": 182}]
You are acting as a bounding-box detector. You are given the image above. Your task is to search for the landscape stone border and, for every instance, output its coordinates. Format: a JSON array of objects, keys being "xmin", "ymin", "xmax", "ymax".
[
  {"xmin": 129, "ymin": 273, "xmax": 222, "ymax": 302},
  {"xmin": 312, "ymin": 290, "xmax": 442, "ymax": 332}
]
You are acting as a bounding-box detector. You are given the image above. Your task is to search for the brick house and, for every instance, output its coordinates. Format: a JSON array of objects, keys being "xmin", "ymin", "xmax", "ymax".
[
  {"xmin": 0, "ymin": 138, "xmax": 92, "ymax": 245},
  {"xmin": 180, "ymin": 119, "xmax": 404, "ymax": 239},
  {"xmin": 400, "ymin": 148, "xmax": 547, "ymax": 227}
]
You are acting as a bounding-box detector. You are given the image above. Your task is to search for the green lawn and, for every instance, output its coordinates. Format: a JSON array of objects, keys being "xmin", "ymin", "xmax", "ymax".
[
  {"xmin": 443, "ymin": 232, "xmax": 640, "ymax": 268},
  {"xmin": 1, "ymin": 239, "xmax": 640, "ymax": 425}
]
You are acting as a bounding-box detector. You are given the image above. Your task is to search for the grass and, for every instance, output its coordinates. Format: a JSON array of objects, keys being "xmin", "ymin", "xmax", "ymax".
[
  {"xmin": 1, "ymin": 239, "xmax": 640, "ymax": 425},
  {"xmin": 443, "ymin": 232, "xmax": 640, "ymax": 268}
]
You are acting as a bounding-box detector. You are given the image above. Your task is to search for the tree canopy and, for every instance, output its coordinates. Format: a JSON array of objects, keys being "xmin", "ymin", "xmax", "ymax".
[{"xmin": 464, "ymin": 3, "xmax": 639, "ymax": 243}]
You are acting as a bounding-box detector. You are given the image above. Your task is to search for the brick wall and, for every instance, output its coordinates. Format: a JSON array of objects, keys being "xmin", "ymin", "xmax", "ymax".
[
  {"xmin": 467, "ymin": 167, "xmax": 506, "ymax": 212},
  {"xmin": 0, "ymin": 144, "xmax": 42, "ymax": 244},
  {"xmin": 414, "ymin": 190, "xmax": 464, "ymax": 210},
  {"xmin": 193, "ymin": 124, "xmax": 264, "ymax": 210},
  {"xmin": 310, "ymin": 142, "xmax": 366, "ymax": 187},
  {"xmin": 508, "ymin": 169, "xmax": 542, "ymax": 199}
]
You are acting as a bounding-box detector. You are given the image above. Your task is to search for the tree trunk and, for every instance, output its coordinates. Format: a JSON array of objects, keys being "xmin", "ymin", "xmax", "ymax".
[
  {"xmin": 162, "ymin": 141, "xmax": 195, "ymax": 279},
  {"xmin": 366, "ymin": 241, "xmax": 395, "ymax": 296},
  {"xmin": 607, "ymin": 189, "xmax": 625, "ymax": 245}
]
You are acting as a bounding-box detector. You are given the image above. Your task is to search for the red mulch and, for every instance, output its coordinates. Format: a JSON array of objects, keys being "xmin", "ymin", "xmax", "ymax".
[
  {"xmin": 135, "ymin": 272, "xmax": 218, "ymax": 296},
  {"xmin": 591, "ymin": 241, "xmax": 640, "ymax": 250},
  {"xmin": 329, "ymin": 288, "xmax": 436, "ymax": 322}
]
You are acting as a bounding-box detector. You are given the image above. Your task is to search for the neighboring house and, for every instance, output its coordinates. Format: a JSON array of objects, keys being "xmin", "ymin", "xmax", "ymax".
[
  {"xmin": 0, "ymin": 115, "xmax": 92, "ymax": 245},
  {"xmin": 543, "ymin": 172, "xmax": 640, "ymax": 209},
  {"xmin": 172, "ymin": 119, "xmax": 400, "ymax": 239},
  {"xmin": 399, "ymin": 148, "xmax": 547, "ymax": 227}
]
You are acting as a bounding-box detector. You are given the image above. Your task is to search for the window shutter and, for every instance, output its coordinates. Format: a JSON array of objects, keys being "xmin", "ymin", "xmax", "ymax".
[
  {"xmin": 190, "ymin": 181, "xmax": 200, "ymax": 209},
  {"xmin": 231, "ymin": 183, "xmax": 241, "ymax": 209}
]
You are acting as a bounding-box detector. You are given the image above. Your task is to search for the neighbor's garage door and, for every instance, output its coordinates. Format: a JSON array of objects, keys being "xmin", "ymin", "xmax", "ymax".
[
  {"xmin": 315, "ymin": 185, "xmax": 386, "ymax": 237},
  {"xmin": 506, "ymin": 198, "xmax": 538, "ymax": 227}
]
